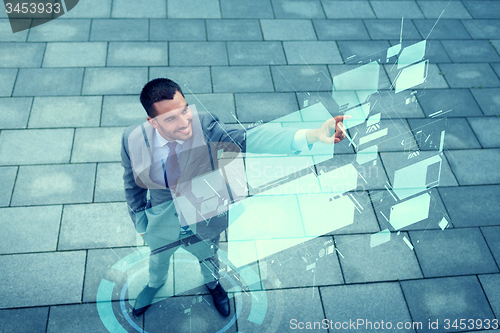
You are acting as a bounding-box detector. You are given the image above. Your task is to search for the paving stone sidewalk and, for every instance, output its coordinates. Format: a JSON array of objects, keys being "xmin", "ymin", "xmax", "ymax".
[{"xmin": 0, "ymin": 0, "xmax": 499, "ymax": 332}]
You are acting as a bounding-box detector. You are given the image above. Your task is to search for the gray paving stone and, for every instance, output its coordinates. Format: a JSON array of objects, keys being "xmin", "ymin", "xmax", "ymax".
[
  {"xmin": 470, "ymin": 88, "xmax": 500, "ymax": 116},
  {"xmin": 492, "ymin": 62, "xmax": 500, "ymax": 78},
  {"xmin": 261, "ymin": 19, "xmax": 317, "ymax": 41},
  {"xmin": 272, "ymin": 0, "xmax": 325, "ymax": 19},
  {"xmin": 322, "ymin": 1, "xmax": 375, "ymax": 19},
  {"xmin": 371, "ymin": 0, "xmax": 424, "ymax": 19},
  {"xmin": 381, "ymin": 150, "xmax": 458, "ymax": 187},
  {"xmin": 0, "ymin": 166, "xmax": 16, "ymax": 207},
  {"xmin": 220, "ymin": 0, "xmax": 274, "ymax": 19},
  {"xmin": 206, "ymin": 19, "xmax": 262, "ymax": 41},
  {"xmin": 411, "ymin": 228, "xmax": 498, "ymax": 277},
  {"xmin": 59, "ymin": 203, "xmax": 138, "ymax": 250},
  {"xmin": 82, "ymin": 67, "xmax": 148, "ymax": 95},
  {"xmin": 14, "ymin": 68, "xmax": 84, "ymax": 96},
  {"xmin": 445, "ymin": 149, "xmax": 500, "ymax": 185},
  {"xmin": 468, "ymin": 117, "xmax": 500, "ymax": 148},
  {"xmin": 144, "ymin": 293, "xmax": 237, "ymax": 332},
  {"xmin": 364, "ymin": 19, "xmax": 422, "ymax": 40},
  {"xmin": 150, "ymin": 19, "xmax": 206, "ymax": 41},
  {"xmin": 439, "ymin": 185, "xmax": 500, "ymax": 228},
  {"xmin": 442, "ymin": 40, "xmax": 500, "ymax": 63},
  {"xmin": 492, "ymin": 40, "xmax": 500, "ymax": 55},
  {"xmin": 169, "ymin": 42, "xmax": 228, "ymax": 66},
  {"xmin": 43, "ymin": 42, "xmax": 107, "ymax": 67},
  {"xmin": 296, "ymin": 92, "xmax": 355, "ymax": 121},
  {"xmin": 417, "ymin": 89, "xmax": 483, "ymax": 117},
  {"xmin": 329, "ymin": 63, "xmax": 391, "ymax": 90},
  {"xmin": 0, "ymin": 205, "xmax": 62, "ymax": 254},
  {"xmin": 414, "ymin": 19, "xmax": 472, "ymax": 39},
  {"xmin": 391, "ymin": 39, "xmax": 451, "ymax": 64},
  {"xmin": 386, "ymin": 62, "xmax": 449, "ymax": 89},
  {"xmin": 0, "ymin": 19, "xmax": 29, "ymax": 41},
  {"xmin": 150, "ymin": 66, "xmax": 212, "ymax": 94},
  {"xmin": 29, "ymin": 96, "xmax": 102, "ymax": 128},
  {"xmin": 27, "ymin": 19, "xmax": 91, "ymax": 41},
  {"xmin": 112, "ymin": 0, "xmax": 166, "ymax": 18},
  {"xmin": 258, "ymin": 236, "xmax": 343, "ymax": 289},
  {"xmin": 408, "ymin": 118, "xmax": 481, "ymax": 150},
  {"xmin": 479, "ymin": 274, "xmax": 500, "ymax": 319},
  {"xmin": 272, "ymin": 65, "xmax": 332, "ymax": 92},
  {"xmin": 168, "ymin": 0, "xmax": 221, "ymax": 18},
  {"xmin": 321, "ymin": 283, "xmax": 414, "ymax": 332},
  {"xmin": 314, "ymin": 19, "xmax": 370, "ymax": 40},
  {"xmin": 481, "ymin": 227, "xmax": 500, "ymax": 268},
  {"xmin": 47, "ymin": 303, "xmax": 112, "ymax": 333},
  {"xmin": 185, "ymin": 93, "xmax": 236, "ymax": 124},
  {"xmin": 0, "ymin": 307, "xmax": 49, "ymax": 333},
  {"xmin": 235, "ymin": 92, "xmax": 299, "ymax": 122},
  {"xmin": 0, "ymin": 251, "xmax": 86, "ymax": 308},
  {"xmin": 83, "ymin": 247, "xmax": 144, "ymax": 302},
  {"xmin": 417, "ymin": 1, "xmax": 472, "ymax": 19},
  {"xmin": 94, "ymin": 163, "xmax": 126, "ymax": 202},
  {"xmin": 0, "ymin": 129, "xmax": 73, "ymax": 165},
  {"xmin": 107, "ymin": 42, "xmax": 169, "ymax": 66},
  {"xmin": 90, "ymin": 19, "xmax": 149, "ymax": 41},
  {"xmin": 101, "ymin": 95, "xmax": 145, "ymax": 127},
  {"xmin": 401, "ymin": 276, "xmax": 495, "ymax": 333},
  {"xmin": 371, "ymin": 188, "xmax": 449, "ymax": 231},
  {"xmin": 462, "ymin": 19, "xmax": 500, "ymax": 39},
  {"xmin": 227, "ymin": 41, "xmax": 286, "ymax": 65},
  {"xmin": 335, "ymin": 232, "xmax": 423, "ymax": 283},
  {"xmin": 0, "ymin": 69, "xmax": 17, "ymax": 97},
  {"xmin": 463, "ymin": 1, "xmax": 500, "ymax": 19},
  {"xmin": 337, "ymin": 41, "xmax": 391, "ymax": 63},
  {"xmin": 11, "ymin": 163, "xmax": 96, "ymax": 206},
  {"xmin": 72, "ymin": 127, "xmax": 124, "ymax": 163},
  {"xmin": 0, "ymin": 43, "xmax": 45, "ymax": 68},
  {"xmin": 61, "ymin": 0, "xmax": 112, "ymax": 18},
  {"xmin": 212, "ymin": 66, "xmax": 274, "ymax": 93},
  {"xmin": 236, "ymin": 288, "xmax": 326, "ymax": 332},
  {"xmin": 0, "ymin": 97, "xmax": 32, "ymax": 129}
]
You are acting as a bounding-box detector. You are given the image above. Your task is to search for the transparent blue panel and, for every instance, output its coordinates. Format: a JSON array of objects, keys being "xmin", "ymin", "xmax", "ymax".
[{"xmin": 389, "ymin": 192, "xmax": 431, "ymax": 230}]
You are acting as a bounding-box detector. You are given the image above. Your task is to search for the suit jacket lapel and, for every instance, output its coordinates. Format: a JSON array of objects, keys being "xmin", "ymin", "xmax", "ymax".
[{"xmin": 128, "ymin": 121, "xmax": 166, "ymax": 190}]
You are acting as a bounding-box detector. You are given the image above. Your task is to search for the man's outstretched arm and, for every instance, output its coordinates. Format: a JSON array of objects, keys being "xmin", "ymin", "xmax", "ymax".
[{"xmin": 305, "ymin": 115, "xmax": 348, "ymax": 145}]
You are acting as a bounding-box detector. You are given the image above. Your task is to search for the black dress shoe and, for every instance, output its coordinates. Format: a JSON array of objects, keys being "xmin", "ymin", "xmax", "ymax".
[
  {"xmin": 207, "ymin": 284, "xmax": 230, "ymax": 317},
  {"xmin": 133, "ymin": 284, "xmax": 164, "ymax": 317}
]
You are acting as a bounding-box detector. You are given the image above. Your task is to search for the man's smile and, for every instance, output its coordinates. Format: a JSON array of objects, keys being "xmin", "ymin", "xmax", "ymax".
[{"xmin": 176, "ymin": 122, "xmax": 192, "ymax": 135}]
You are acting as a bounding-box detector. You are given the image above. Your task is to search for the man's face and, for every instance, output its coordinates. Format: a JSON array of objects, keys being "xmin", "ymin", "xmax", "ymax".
[{"xmin": 147, "ymin": 91, "xmax": 193, "ymax": 141}]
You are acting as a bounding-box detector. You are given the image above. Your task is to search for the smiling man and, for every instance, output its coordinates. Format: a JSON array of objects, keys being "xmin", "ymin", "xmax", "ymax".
[{"xmin": 121, "ymin": 78, "xmax": 348, "ymax": 318}]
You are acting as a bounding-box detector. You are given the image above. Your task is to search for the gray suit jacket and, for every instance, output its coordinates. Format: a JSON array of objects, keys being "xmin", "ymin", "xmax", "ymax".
[{"xmin": 121, "ymin": 110, "xmax": 299, "ymax": 243}]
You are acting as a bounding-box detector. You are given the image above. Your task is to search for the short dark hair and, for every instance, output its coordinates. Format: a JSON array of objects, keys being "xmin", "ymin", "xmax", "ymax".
[{"xmin": 140, "ymin": 78, "xmax": 185, "ymax": 117}]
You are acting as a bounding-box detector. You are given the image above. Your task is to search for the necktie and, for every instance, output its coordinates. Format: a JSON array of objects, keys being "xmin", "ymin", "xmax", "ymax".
[{"xmin": 163, "ymin": 142, "xmax": 180, "ymax": 188}]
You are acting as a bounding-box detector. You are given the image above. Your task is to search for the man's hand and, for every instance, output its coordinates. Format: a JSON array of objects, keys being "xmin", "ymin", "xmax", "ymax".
[{"xmin": 306, "ymin": 115, "xmax": 351, "ymax": 145}]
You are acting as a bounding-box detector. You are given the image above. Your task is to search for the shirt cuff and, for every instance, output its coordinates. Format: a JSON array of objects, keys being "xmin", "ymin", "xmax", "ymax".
[{"xmin": 291, "ymin": 129, "xmax": 313, "ymax": 152}]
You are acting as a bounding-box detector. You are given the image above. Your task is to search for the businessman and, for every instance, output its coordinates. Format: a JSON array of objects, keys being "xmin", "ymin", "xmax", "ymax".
[{"xmin": 121, "ymin": 78, "xmax": 348, "ymax": 318}]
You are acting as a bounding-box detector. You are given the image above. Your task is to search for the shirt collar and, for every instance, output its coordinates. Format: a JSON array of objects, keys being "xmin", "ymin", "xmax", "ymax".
[{"xmin": 154, "ymin": 128, "xmax": 185, "ymax": 148}]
